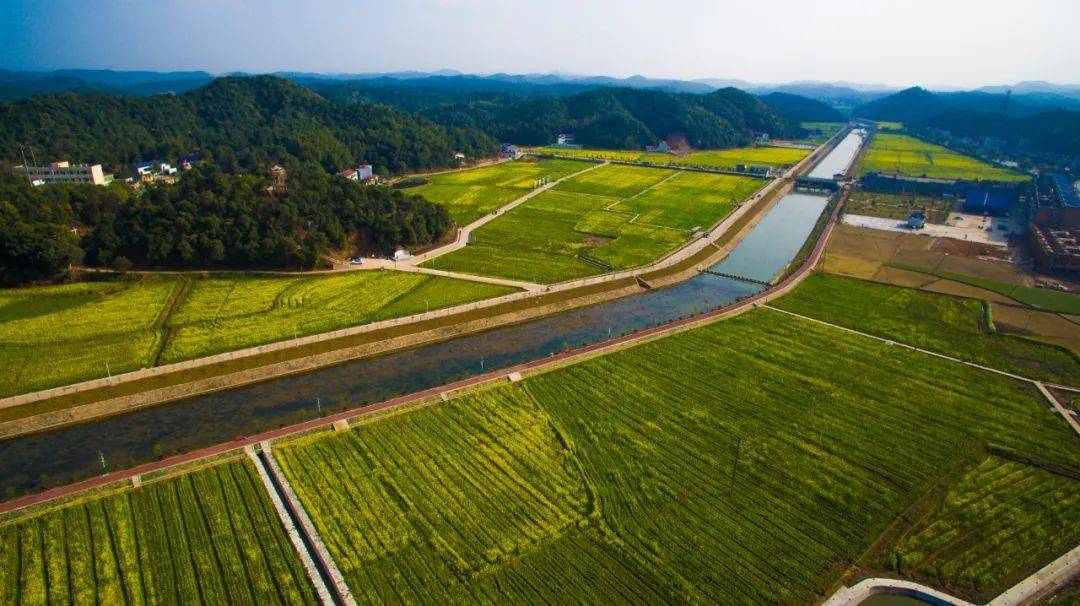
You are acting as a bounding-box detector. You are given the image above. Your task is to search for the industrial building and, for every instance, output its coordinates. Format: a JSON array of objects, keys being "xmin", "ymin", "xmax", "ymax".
[
  {"xmin": 15, "ymin": 161, "xmax": 111, "ymax": 186},
  {"xmin": 962, "ymin": 190, "xmax": 1012, "ymax": 215}
]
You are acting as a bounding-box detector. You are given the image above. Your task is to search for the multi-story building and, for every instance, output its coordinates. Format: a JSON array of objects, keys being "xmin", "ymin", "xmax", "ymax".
[{"xmin": 16, "ymin": 161, "xmax": 110, "ymax": 186}]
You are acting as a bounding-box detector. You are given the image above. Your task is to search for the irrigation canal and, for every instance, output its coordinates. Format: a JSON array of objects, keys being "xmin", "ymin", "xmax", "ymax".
[{"xmin": 0, "ymin": 136, "xmax": 861, "ymax": 499}]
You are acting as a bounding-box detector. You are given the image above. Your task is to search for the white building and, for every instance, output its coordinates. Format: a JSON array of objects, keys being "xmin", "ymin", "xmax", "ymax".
[
  {"xmin": 646, "ymin": 141, "xmax": 670, "ymax": 153},
  {"xmin": 357, "ymin": 164, "xmax": 373, "ymax": 181},
  {"xmin": 17, "ymin": 161, "xmax": 110, "ymax": 186},
  {"xmin": 556, "ymin": 133, "xmax": 575, "ymax": 146}
]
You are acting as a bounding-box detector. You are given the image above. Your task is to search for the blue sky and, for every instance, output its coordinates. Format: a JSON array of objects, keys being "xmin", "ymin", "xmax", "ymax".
[{"xmin": 3, "ymin": 0, "xmax": 1078, "ymax": 88}]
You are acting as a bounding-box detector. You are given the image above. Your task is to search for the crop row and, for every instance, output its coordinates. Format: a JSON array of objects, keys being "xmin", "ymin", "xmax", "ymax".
[
  {"xmin": 883, "ymin": 456, "xmax": 1080, "ymax": 599},
  {"xmin": 274, "ymin": 386, "xmax": 598, "ymax": 604},
  {"xmin": 266, "ymin": 305, "xmax": 1075, "ymax": 604},
  {"xmin": 0, "ymin": 460, "xmax": 316, "ymax": 605},
  {"xmin": 771, "ymin": 273, "xmax": 1080, "ymax": 385}
]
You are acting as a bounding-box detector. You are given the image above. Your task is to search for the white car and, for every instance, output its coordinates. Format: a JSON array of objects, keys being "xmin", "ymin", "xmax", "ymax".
[{"xmin": 350, "ymin": 257, "xmax": 364, "ymax": 265}]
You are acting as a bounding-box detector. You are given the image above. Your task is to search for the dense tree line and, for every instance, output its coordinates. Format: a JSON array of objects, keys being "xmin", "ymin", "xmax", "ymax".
[
  {"xmin": 0, "ymin": 76, "xmax": 498, "ymax": 175},
  {"xmin": 422, "ymin": 87, "xmax": 801, "ymax": 149},
  {"xmin": 0, "ymin": 165, "xmax": 452, "ymax": 285}
]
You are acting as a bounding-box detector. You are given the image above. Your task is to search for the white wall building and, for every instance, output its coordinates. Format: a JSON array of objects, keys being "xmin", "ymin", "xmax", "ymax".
[{"xmin": 17, "ymin": 161, "xmax": 109, "ymax": 186}]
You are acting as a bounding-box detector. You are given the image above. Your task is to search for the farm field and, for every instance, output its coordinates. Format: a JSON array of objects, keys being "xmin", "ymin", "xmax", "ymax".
[
  {"xmin": 538, "ymin": 145, "xmax": 810, "ymax": 170},
  {"xmin": 889, "ymin": 263, "xmax": 1080, "ymax": 315},
  {"xmin": 0, "ymin": 272, "xmax": 515, "ymax": 398},
  {"xmin": 879, "ymin": 456, "xmax": 1080, "ymax": 600},
  {"xmin": 846, "ymin": 190, "xmax": 955, "ymax": 224},
  {"xmin": 0, "ymin": 280, "xmax": 176, "ymax": 398},
  {"xmin": 800, "ymin": 122, "xmax": 845, "ymax": 142},
  {"xmin": 276, "ymin": 307, "xmax": 1078, "ymax": 604},
  {"xmin": 407, "ymin": 158, "xmax": 591, "ymax": 225},
  {"xmin": 420, "ymin": 164, "xmax": 755, "ymax": 283},
  {"xmin": 771, "ymin": 273, "xmax": 1080, "ymax": 385},
  {"xmin": 859, "ymin": 133, "xmax": 1028, "ymax": 182},
  {"xmin": 0, "ymin": 460, "xmax": 316, "ymax": 605}
]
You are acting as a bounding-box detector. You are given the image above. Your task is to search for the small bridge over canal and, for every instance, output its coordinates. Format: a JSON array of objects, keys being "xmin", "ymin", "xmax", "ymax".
[
  {"xmin": 699, "ymin": 268, "xmax": 772, "ymax": 287},
  {"xmin": 795, "ymin": 176, "xmax": 841, "ymax": 193}
]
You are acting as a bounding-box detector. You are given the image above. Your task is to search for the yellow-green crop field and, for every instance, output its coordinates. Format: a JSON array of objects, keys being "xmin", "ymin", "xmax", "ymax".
[
  {"xmin": 421, "ymin": 165, "xmax": 759, "ymax": 283},
  {"xmin": 0, "ymin": 272, "xmax": 516, "ymax": 398},
  {"xmin": 0, "ymin": 460, "xmax": 317, "ymax": 605},
  {"xmin": 271, "ymin": 306, "xmax": 1078, "ymax": 604},
  {"xmin": 859, "ymin": 134, "xmax": 1028, "ymax": 182},
  {"xmin": 409, "ymin": 158, "xmax": 591, "ymax": 225},
  {"xmin": 539, "ymin": 146, "xmax": 810, "ymax": 170}
]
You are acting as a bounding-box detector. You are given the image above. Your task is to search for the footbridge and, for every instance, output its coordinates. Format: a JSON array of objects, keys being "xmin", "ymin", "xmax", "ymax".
[
  {"xmin": 699, "ymin": 268, "xmax": 772, "ymax": 287},
  {"xmin": 795, "ymin": 176, "xmax": 841, "ymax": 193}
]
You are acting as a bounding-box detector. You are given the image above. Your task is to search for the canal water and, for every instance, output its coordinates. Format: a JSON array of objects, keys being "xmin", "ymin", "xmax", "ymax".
[
  {"xmin": 808, "ymin": 128, "xmax": 866, "ymax": 180},
  {"xmin": 0, "ymin": 192, "xmax": 829, "ymax": 497},
  {"xmin": 858, "ymin": 594, "xmax": 939, "ymax": 606}
]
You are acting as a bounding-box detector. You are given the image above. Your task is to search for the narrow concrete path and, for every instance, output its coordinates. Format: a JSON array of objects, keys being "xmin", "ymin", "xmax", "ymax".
[
  {"xmin": 403, "ymin": 160, "xmax": 609, "ymax": 266},
  {"xmin": 824, "ymin": 543, "xmax": 1080, "ymax": 606},
  {"xmin": 765, "ymin": 305, "xmax": 1080, "ymax": 436},
  {"xmin": 248, "ymin": 443, "xmax": 356, "ymax": 606},
  {"xmin": 352, "ymin": 259, "xmax": 544, "ymax": 291}
]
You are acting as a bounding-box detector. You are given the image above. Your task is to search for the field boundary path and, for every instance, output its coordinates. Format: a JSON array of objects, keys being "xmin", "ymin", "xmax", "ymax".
[
  {"xmin": 401, "ymin": 160, "xmax": 609, "ymax": 266},
  {"xmin": 764, "ymin": 306, "xmax": 1080, "ymax": 435},
  {"xmin": 248, "ymin": 443, "xmax": 356, "ymax": 606},
  {"xmin": 824, "ymin": 543, "xmax": 1080, "ymax": 606},
  {"xmin": 0, "ymin": 127, "xmax": 848, "ymax": 437}
]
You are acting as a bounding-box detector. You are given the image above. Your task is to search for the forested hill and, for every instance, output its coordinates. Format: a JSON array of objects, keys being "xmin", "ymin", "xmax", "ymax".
[
  {"xmin": 758, "ymin": 92, "xmax": 845, "ymax": 122},
  {"xmin": 0, "ymin": 76, "xmax": 498, "ymax": 174},
  {"xmin": 0, "ymin": 165, "xmax": 454, "ymax": 285},
  {"xmin": 422, "ymin": 87, "xmax": 801, "ymax": 149},
  {"xmin": 855, "ymin": 86, "xmax": 1080, "ymax": 157}
]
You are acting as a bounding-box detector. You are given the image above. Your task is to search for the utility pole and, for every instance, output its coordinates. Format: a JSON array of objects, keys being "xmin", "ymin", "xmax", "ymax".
[
  {"xmin": 18, "ymin": 146, "xmax": 31, "ymax": 184},
  {"xmin": 316, "ymin": 397, "xmax": 322, "ymax": 415},
  {"xmin": 99, "ymin": 451, "xmax": 107, "ymax": 473},
  {"xmin": 105, "ymin": 361, "xmax": 112, "ymax": 381}
]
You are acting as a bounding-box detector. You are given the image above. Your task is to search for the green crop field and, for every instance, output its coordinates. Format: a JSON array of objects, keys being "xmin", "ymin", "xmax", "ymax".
[
  {"xmin": 421, "ymin": 164, "xmax": 757, "ymax": 283},
  {"xmin": 859, "ymin": 134, "xmax": 1028, "ymax": 182},
  {"xmin": 800, "ymin": 122, "xmax": 845, "ymax": 143},
  {"xmin": 0, "ymin": 280, "xmax": 176, "ymax": 398},
  {"xmin": 160, "ymin": 271, "xmax": 515, "ymax": 363},
  {"xmin": 539, "ymin": 146, "xmax": 810, "ymax": 170},
  {"xmin": 275, "ymin": 307, "xmax": 1078, "ymax": 604},
  {"xmin": 880, "ymin": 456, "xmax": 1080, "ymax": 599},
  {"xmin": 409, "ymin": 159, "xmax": 591, "ymax": 225},
  {"xmin": 771, "ymin": 273, "xmax": 1080, "ymax": 385},
  {"xmin": 0, "ymin": 272, "xmax": 515, "ymax": 398},
  {"xmin": 888, "ymin": 263, "xmax": 1080, "ymax": 315},
  {"xmin": 0, "ymin": 460, "xmax": 316, "ymax": 605}
]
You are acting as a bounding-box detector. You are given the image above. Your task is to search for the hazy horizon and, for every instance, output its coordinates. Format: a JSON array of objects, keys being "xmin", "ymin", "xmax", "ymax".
[{"xmin": 4, "ymin": 0, "xmax": 1079, "ymax": 89}]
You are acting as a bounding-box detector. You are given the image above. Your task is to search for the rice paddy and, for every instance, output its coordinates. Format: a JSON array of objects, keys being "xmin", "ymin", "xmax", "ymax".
[{"xmin": 420, "ymin": 164, "xmax": 758, "ymax": 282}]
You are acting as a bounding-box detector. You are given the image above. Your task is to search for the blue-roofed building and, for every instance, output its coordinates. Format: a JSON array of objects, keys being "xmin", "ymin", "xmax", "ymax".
[
  {"xmin": 1050, "ymin": 173, "xmax": 1080, "ymax": 208},
  {"xmin": 963, "ymin": 190, "xmax": 1012, "ymax": 215}
]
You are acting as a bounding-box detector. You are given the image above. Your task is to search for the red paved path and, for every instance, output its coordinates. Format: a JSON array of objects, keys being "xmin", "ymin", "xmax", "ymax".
[{"xmin": 0, "ymin": 191, "xmax": 843, "ymax": 516}]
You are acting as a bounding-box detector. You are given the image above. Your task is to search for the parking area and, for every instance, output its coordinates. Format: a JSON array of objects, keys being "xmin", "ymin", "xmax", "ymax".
[{"xmin": 842, "ymin": 212, "xmax": 1012, "ymax": 247}]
